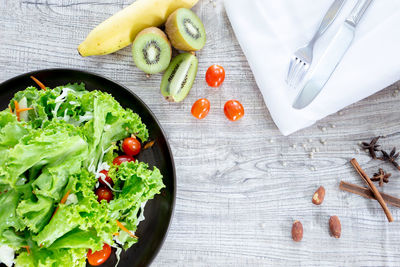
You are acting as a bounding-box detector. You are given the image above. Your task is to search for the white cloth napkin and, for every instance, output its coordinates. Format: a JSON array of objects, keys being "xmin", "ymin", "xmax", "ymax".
[{"xmin": 224, "ymin": 0, "xmax": 400, "ymax": 135}]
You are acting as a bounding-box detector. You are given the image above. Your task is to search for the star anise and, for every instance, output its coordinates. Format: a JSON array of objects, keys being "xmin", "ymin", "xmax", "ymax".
[
  {"xmin": 371, "ymin": 168, "xmax": 391, "ymax": 187},
  {"xmin": 380, "ymin": 147, "xmax": 400, "ymax": 171},
  {"xmin": 361, "ymin": 136, "xmax": 381, "ymax": 159}
]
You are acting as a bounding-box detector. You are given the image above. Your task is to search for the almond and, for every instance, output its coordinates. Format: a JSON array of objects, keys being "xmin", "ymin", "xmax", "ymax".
[
  {"xmin": 312, "ymin": 186, "xmax": 326, "ymax": 205},
  {"xmin": 329, "ymin": 215, "xmax": 341, "ymax": 238},
  {"xmin": 291, "ymin": 220, "xmax": 303, "ymax": 242}
]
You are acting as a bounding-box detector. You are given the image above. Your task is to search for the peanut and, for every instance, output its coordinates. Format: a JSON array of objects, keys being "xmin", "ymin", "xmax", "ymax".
[
  {"xmin": 329, "ymin": 215, "xmax": 341, "ymax": 238},
  {"xmin": 291, "ymin": 220, "xmax": 303, "ymax": 242},
  {"xmin": 312, "ymin": 186, "xmax": 326, "ymax": 205}
]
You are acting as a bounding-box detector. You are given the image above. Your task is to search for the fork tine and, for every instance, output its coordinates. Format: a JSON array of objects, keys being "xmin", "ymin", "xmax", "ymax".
[
  {"xmin": 293, "ymin": 63, "xmax": 309, "ymax": 86},
  {"xmin": 289, "ymin": 59, "xmax": 303, "ymax": 87},
  {"xmin": 291, "ymin": 62, "xmax": 307, "ymax": 87},
  {"xmin": 287, "ymin": 57, "xmax": 300, "ymax": 85}
]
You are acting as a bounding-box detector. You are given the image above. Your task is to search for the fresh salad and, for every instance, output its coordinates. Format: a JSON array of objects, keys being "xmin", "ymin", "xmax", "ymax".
[{"xmin": 0, "ymin": 80, "xmax": 165, "ymax": 266}]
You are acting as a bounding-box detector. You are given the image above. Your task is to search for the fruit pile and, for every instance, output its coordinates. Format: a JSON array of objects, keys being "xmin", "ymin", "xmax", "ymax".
[
  {"xmin": 132, "ymin": 8, "xmax": 205, "ymax": 103},
  {"xmin": 78, "ymin": 0, "xmax": 244, "ymax": 121}
]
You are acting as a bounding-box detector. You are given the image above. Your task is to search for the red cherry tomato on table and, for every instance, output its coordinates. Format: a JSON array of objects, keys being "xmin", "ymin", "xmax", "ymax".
[
  {"xmin": 87, "ymin": 243, "xmax": 112, "ymax": 266},
  {"xmin": 224, "ymin": 100, "xmax": 244, "ymax": 121},
  {"xmin": 191, "ymin": 98, "xmax": 210, "ymax": 119},
  {"xmin": 98, "ymin": 170, "xmax": 113, "ymax": 186},
  {"xmin": 206, "ymin": 64, "xmax": 225, "ymax": 87},
  {"xmin": 122, "ymin": 137, "xmax": 141, "ymax": 156},
  {"xmin": 96, "ymin": 186, "xmax": 113, "ymax": 203},
  {"xmin": 112, "ymin": 155, "xmax": 135, "ymax": 166}
]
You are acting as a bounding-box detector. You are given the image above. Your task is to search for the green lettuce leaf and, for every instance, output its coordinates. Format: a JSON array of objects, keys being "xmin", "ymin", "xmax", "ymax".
[
  {"xmin": 49, "ymin": 228, "xmax": 100, "ymax": 250},
  {"xmin": 0, "ymin": 229, "xmax": 26, "ymax": 248},
  {"xmin": 0, "ymin": 111, "xmax": 30, "ymax": 169},
  {"xmin": 0, "ymin": 110, "xmax": 29, "ymax": 148},
  {"xmin": 10, "ymin": 86, "xmax": 48, "ymax": 128},
  {"xmin": 82, "ymin": 91, "xmax": 148, "ymax": 169},
  {"xmin": 109, "ymin": 161, "xmax": 164, "ymax": 249},
  {"xmin": 0, "ymin": 120, "xmax": 88, "ymax": 189},
  {"xmin": 11, "ymin": 84, "xmax": 88, "ymax": 129},
  {"xmin": 33, "ymin": 170, "xmax": 116, "ymax": 250},
  {"xmin": 0, "ymin": 189, "xmax": 24, "ymax": 232},
  {"xmin": 16, "ymin": 195, "xmax": 54, "ymax": 233},
  {"xmin": 31, "ymin": 154, "xmax": 86, "ymax": 200},
  {"xmin": 32, "ymin": 204, "xmax": 80, "ymax": 248},
  {"xmin": 15, "ymin": 245, "xmax": 87, "ymax": 267}
]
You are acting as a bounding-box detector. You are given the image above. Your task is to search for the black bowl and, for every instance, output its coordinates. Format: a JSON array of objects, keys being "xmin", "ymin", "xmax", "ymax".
[{"xmin": 0, "ymin": 69, "xmax": 176, "ymax": 267}]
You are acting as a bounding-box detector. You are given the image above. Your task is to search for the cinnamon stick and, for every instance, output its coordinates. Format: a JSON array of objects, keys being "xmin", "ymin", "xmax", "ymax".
[
  {"xmin": 339, "ymin": 181, "xmax": 400, "ymax": 208},
  {"xmin": 350, "ymin": 158, "xmax": 394, "ymax": 222}
]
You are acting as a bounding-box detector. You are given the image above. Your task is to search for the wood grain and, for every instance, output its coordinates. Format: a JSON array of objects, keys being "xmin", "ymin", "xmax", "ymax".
[{"xmin": 1, "ymin": 0, "xmax": 400, "ymax": 266}]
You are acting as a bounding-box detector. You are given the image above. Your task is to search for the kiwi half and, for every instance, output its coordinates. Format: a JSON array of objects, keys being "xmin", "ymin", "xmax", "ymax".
[
  {"xmin": 132, "ymin": 27, "xmax": 172, "ymax": 74},
  {"xmin": 165, "ymin": 8, "xmax": 206, "ymax": 51},
  {"xmin": 161, "ymin": 53, "xmax": 198, "ymax": 102}
]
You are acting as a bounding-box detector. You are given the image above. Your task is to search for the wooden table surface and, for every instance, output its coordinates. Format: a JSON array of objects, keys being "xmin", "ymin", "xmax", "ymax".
[{"xmin": 1, "ymin": 0, "xmax": 400, "ymax": 266}]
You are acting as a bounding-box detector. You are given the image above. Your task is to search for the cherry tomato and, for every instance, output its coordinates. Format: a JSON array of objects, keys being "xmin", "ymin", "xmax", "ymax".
[
  {"xmin": 112, "ymin": 155, "xmax": 135, "ymax": 166},
  {"xmin": 224, "ymin": 100, "xmax": 244, "ymax": 121},
  {"xmin": 87, "ymin": 243, "xmax": 112, "ymax": 266},
  {"xmin": 206, "ymin": 64, "xmax": 225, "ymax": 87},
  {"xmin": 98, "ymin": 170, "xmax": 113, "ymax": 186},
  {"xmin": 191, "ymin": 98, "xmax": 210, "ymax": 119},
  {"xmin": 122, "ymin": 137, "xmax": 141, "ymax": 156},
  {"xmin": 95, "ymin": 186, "xmax": 113, "ymax": 203}
]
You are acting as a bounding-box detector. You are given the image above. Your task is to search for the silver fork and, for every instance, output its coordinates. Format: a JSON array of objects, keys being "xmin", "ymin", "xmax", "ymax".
[{"xmin": 286, "ymin": 0, "xmax": 346, "ymax": 87}]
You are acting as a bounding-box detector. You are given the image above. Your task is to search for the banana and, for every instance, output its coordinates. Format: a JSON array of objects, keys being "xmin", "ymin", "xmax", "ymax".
[{"xmin": 78, "ymin": 0, "xmax": 199, "ymax": 57}]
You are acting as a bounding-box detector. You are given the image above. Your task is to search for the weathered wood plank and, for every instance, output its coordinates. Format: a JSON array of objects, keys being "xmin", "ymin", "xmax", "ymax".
[{"xmin": 1, "ymin": 0, "xmax": 400, "ymax": 266}]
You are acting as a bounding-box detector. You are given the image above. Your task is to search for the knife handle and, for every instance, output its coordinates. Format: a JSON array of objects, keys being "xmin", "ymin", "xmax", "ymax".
[
  {"xmin": 313, "ymin": 0, "xmax": 346, "ymax": 40},
  {"xmin": 346, "ymin": 0, "xmax": 373, "ymax": 27}
]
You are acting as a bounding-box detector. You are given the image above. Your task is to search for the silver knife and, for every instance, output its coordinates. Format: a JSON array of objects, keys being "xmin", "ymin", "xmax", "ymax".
[{"xmin": 293, "ymin": 0, "xmax": 373, "ymax": 109}]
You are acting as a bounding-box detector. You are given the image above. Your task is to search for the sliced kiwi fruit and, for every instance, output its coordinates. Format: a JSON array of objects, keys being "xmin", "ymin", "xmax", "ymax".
[
  {"xmin": 161, "ymin": 53, "xmax": 198, "ymax": 102},
  {"xmin": 165, "ymin": 8, "xmax": 206, "ymax": 51},
  {"xmin": 132, "ymin": 27, "xmax": 172, "ymax": 74}
]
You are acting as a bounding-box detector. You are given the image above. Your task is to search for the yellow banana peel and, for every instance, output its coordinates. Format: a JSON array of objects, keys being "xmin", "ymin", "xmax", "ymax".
[{"xmin": 78, "ymin": 0, "xmax": 199, "ymax": 57}]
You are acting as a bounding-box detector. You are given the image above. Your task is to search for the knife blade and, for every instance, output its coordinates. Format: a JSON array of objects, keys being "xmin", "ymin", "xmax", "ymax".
[{"xmin": 293, "ymin": 0, "xmax": 373, "ymax": 109}]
